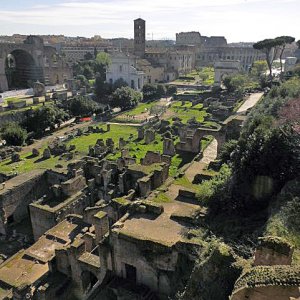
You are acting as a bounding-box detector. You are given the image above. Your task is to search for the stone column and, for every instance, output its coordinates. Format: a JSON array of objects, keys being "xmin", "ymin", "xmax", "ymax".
[
  {"xmin": 0, "ymin": 58, "xmax": 8, "ymax": 92},
  {"xmin": 93, "ymin": 211, "xmax": 109, "ymax": 243}
]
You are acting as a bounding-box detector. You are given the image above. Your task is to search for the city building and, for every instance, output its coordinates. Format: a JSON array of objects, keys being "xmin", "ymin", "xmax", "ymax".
[
  {"xmin": 106, "ymin": 52, "xmax": 144, "ymax": 91},
  {"xmin": 176, "ymin": 31, "xmax": 265, "ymax": 70},
  {"xmin": 134, "ymin": 18, "xmax": 146, "ymax": 58}
]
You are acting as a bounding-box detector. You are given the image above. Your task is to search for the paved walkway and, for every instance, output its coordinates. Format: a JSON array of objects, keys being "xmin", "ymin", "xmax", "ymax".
[
  {"xmin": 237, "ymin": 92, "xmax": 263, "ymax": 113},
  {"xmin": 185, "ymin": 139, "xmax": 218, "ymax": 183}
]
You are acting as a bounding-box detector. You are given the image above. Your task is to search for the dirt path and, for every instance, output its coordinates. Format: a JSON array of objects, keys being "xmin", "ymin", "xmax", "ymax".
[
  {"xmin": 185, "ymin": 139, "xmax": 218, "ymax": 182},
  {"xmin": 21, "ymin": 121, "xmax": 91, "ymax": 153},
  {"xmin": 237, "ymin": 92, "xmax": 263, "ymax": 113}
]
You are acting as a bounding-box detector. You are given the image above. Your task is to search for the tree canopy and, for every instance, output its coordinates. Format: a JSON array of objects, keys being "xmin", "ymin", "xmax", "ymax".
[
  {"xmin": 253, "ymin": 37, "xmax": 295, "ymax": 82},
  {"xmin": 111, "ymin": 86, "xmax": 142, "ymax": 110},
  {"xmin": 96, "ymin": 52, "xmax": 111, "ymax": 66},
  {"xmin": 24, "ymin": 105, "xmax": 69, "ymax": 136},
  {"xmin": 0, "ymin": 122, "xmax": 27, "ymax": 146},
  {"xmin": 68, "ymin": 96, "xmax": 100, "ymax": 117},
  {"xmin": 275, "ymin": 36, "xmax": 295, "ymax": 77},
  {"xmin": 253, "ymin": 39, "xmax": 282, "ymax": 82}
]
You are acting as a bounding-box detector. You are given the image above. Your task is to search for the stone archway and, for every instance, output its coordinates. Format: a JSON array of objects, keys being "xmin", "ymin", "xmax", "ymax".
[
  {"xmin": 214, "ymin": 60, "xmax": 241, "ymax": 87},
  {"xmin": 5, "ymin": 49, "xmax": 41, "ymax": 89}
]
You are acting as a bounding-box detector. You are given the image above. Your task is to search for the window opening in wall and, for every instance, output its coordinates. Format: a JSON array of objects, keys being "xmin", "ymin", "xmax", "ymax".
[{"xmin": 125, "ymin": 263, "xmax": 137, "ymax": 283}]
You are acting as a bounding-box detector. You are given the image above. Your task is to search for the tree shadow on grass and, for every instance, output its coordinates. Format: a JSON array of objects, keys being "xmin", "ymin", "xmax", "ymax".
[{"xmin": 34, "ymin": 157, "xmax": 49, "ymax": 164}]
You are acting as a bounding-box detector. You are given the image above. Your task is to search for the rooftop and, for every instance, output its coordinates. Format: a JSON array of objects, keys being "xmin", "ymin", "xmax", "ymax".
[
  {"xmin": 233, "ymin": 265, "xmax": 300, "ymax": 294},
  {"xmin": 113, "ymin": 200, "xmax": 200, "ymax": 247},
  {"xmin": 0, "ymin": 250, "xmax": 48, "ymax": 287},
  {"xmin": 0, "ymin": 169, "xmax": 45, "ymax": 196},
  {"xmin": 0, "ymin": 217, "xmax": 87, "ymax": 289}
]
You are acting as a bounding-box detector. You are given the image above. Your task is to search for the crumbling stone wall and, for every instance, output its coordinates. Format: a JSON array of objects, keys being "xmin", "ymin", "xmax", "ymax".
[
  {"xmin": 254, "ymin": 236, "xmax": 293, "ymax": 266},
  {"xmin": 109, "ymin": 232, "xmax": 177, "ymax": 297},
  {"xmin": 232, "ymin": 285, "xmax": 300, "ymax": 300},
  {"xmin": 0, "ymin": 170, "xmax": 48, "ymax": 235}
]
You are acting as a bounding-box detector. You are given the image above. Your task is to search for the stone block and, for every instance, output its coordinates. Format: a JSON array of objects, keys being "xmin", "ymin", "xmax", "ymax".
[
  {"xmin": 32, "ymin": 148, "xmax": 40, "ymax": 157},
  {"xmin": 145, "ymin": 129, "xmax": 155, "ymax": 144},
  {"xmin": 138, "ymin": 128, "xmax": 144, "ymax": 140},
  {"xmin": 43, "ymin": 148, "xmax": 51, "ymax": 159},
  {"xmin": 163, "ymin": 138, "xmax": 175, "ymax": 156},
  {"xmin": 11, "ymin": 153, "xmax": 21, "ymax": 162},
  {"xmin": 61, "ymin": 175, "xmax": 87, "ymax": 197}
]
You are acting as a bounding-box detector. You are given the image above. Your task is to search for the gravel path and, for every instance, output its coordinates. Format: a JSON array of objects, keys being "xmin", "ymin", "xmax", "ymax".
[{"xmin": 237, "ymin": 92, "xmax": 263, "ymax": 113}]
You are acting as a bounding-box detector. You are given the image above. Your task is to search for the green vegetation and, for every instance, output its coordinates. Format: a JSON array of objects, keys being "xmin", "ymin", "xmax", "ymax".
[
  {"xmin": 200, "ymin": 135, "xmax": 214, "ymax": 151},
  {"xmin": 265, "ymin": 178, "xmax": 300, "ymax": 262},
  {"xmin": 168, "ymin": 101, "xmax": 208, "ymax": 124},
  {"xmin": 257, "ymin": 236, "xmax": 292, "ymax": 256},
  {"xmin": 234, "ymin": 265, "xmax": 300, "ymax": 291},
  {"xmin": 174, "ymin": 68, "xmax": 214, "ymax": 85},
  {"xmin": 112, "ymin": 101, "xmax": 159, "ymax": 122},
  {"xmin": 0, "ymin": 122, "xmax": 27, "ymax": 146},
  {"xmin": 23, "ymin": 104, "xmax": 69, "ymax": 137},
  {"xmin": 180, "ymin": 240, "xmax": 244, "ymax": 300},
  {"xmin": 112, "ymin": 197, "xmax": 131, "ymax": 207},
  {"xmin": 67, "ymin": 96, "xmax": 101, "ymax": 117},
  {"xmin": 142, "ymin": 84, "xmax": 166, "ymax": 101},
  {"xmin": 197, "ymin": 67, "xmax": 215, "ymax": 85},
  {"xmin": 67, "ymin": 124, "xmax": 137, "ymax": 155},
  {"xmin": 250, "ymin": 60, "xmax": 268, "ymax": 78},
  {"xmin": 174, "ymin": 175, "xmax": 201, "ymax": 193},
  {"xmin": 111, "ymin": 86, "xmax": 142, "ymax": 110},
  {"xmin": 94, "ymin": 211, "xmax": 107, "ymax": 219},
  {"xmin": 189, "ymin": 76, "xmax": 300, "ymax": 269},
  {"xmin": 128, "ymin": 163, "xmax": 164, "ymax": 175},
  {"xmin": 0, "ymin": 147, "xmax": 70, "ymax": 175},
  {"xmin": 152, "ymin": 192, "xmax": 172, "ymax": 203},
  {"xmin": 223, "ymin": 74, "xmax": 259, "ymax": 94},
  {"xmin": 106, "ymin": 130, "xmax": 182, "ymax": 177},
  {"xmin": 253, "ymin": 36, "xmax": 295, "ymax": 82}
]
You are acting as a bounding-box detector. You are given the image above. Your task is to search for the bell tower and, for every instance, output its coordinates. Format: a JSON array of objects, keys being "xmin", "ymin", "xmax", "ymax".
[{"xmin": 134, "ymin": 18, "xmax": 145, "ymax": 58}]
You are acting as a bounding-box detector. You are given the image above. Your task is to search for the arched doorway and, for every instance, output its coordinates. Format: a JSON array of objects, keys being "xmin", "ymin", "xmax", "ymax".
[{"xmin": 5, "ymin": 49, "xmax": 40, "ymax": 89}]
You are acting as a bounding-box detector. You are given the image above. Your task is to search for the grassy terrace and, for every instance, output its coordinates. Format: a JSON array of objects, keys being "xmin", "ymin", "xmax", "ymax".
[
  {"xmin": 0, "ymin": 145, "xmax": 70, "ymax": 175},
  {"xmin": 0, "ymin": 98, "xmax": 213, "ymax": 176},
  {"xmin": 167, "ymin": 101, "xmax": 208, "ymax": 124},
  {"xmin": 0, "ymin": 124, "xmax": 183, "ymax": 177},
  {"xmin": 66, "ymin": 124, "xmax": 137, "ymax": 155},
  {"xmin": 107, "ymin": 130, "xmax": 183, "ymax": 177},
  {"xmin": 110, "ymin": 101, "xmax": 161, "ymax": 123},
  {"xmin": 174, "ymin": 67, "xmax": 215, "ymax": 85},
  {"xmin": 0, "ymin": 124, "xmax": 137, "ymax": 175},
  {"xmin": 0, "ymin": 101, "xmax": 53, "ymax": 116}
]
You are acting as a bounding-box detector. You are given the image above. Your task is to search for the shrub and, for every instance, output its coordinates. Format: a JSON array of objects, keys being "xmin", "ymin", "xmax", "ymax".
[{"xmin": 1, "ymin": 122, "xmax": 27, "ymax": 146}]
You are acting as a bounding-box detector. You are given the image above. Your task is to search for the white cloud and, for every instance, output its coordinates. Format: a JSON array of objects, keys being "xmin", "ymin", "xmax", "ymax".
[{"xmin": 0, "ymin": 0, "xmax": 298, "ymax": 41}]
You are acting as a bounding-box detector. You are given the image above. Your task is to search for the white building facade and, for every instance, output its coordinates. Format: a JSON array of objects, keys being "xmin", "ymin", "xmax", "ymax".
[{"xmin": 106, "ymin": 53, "xmax": 144, "ymax": 91}]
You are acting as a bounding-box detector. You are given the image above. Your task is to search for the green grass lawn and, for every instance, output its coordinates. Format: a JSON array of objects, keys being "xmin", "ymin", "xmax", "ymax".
[
  {"xmin": 89, "ymin": 79, "xmax": 95, "ymax": 86},
  {"xmin": 3, "ymin": 96, "xmax": 33, "ymax": 105},
  {"xmin": 111, "ymin": 101, "xmax": 160, "ymax": 124},
  {"xmin": 0, "ymin": 101, "xmax": 54, "ymax": 116},
  {"xmin": 0, "ymin": 124, "xmax": 185, "ymax": 177},
  {"xmin": 168, "ymin": 102, "xmax": 208, "ymax": 124},
  {"xmin": 173, "ymin": 175, "xmax": 201, "ymax": 193},
  {"xmin": 0, "ymin": 146, "xmax": 70, "ymax": 175},
  {"xmin": 118, "ymin": 101, "xmax": 159, "ymax": 117},
  {"xmin": 172, "ymin": 101, "xmax": 193, "ymax": 109},
  {"xmin": 66, "ymin": 124, "xmax": 137, "ymax": 155},
  {"xmin": 0, "ymin": 124, "xmax": 138, "ymax": 175},
  {"xmin": 151, "ymin": 192, "xmax": 172, "ymax": 203},
  {"xmin": 107, "ymin": 130, "xmax": 183, "ymax": 177}
]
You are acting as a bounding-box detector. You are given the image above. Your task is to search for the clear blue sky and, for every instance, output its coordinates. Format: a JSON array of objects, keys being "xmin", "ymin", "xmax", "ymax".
[{"xmin": 0, "ymin": 0, "xmax": 299, "ymax": 42}]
